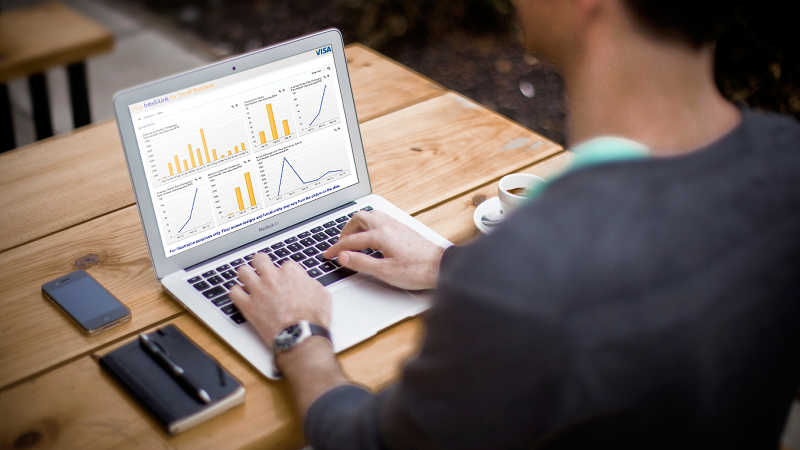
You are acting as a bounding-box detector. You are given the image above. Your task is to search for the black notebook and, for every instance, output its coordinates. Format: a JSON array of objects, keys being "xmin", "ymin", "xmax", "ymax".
[{"xmin": 99, "ymin": 324, "xmax": 245, "ymax": 434}]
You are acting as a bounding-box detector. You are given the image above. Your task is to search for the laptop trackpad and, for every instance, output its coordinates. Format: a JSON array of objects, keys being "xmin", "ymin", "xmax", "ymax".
[{"xmin": 329, "ymin": 276, "xmax": 428, "ymax": 352}]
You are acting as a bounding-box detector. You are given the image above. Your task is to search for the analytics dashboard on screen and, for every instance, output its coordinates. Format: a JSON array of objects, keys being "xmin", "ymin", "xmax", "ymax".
[{"xmin": 128, "ymin": 46, "xmax": 359, "ymax": 257}]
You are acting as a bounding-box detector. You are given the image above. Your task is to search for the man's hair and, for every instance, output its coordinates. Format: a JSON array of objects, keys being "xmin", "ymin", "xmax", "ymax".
[{"xmin": 621, "ymin": 1, "xmax": 741, "ymax": 48}]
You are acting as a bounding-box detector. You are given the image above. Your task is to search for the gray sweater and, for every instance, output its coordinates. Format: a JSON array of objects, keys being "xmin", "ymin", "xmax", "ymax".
[{"xmin": 305, "ymin": 110, "xmax": 800, "ymax": 449}]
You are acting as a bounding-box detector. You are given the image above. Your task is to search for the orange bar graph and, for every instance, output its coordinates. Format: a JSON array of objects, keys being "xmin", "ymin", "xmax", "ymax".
[
  {"xmin": 235, "ymin": 187, "xmax": 244, "ymax": 212},
  {"xmin": 200, "ymin": 128, "xmax": 211, "ymax": 164},
  {"xmin": 167, "ymin": 128, "xmax": 250, "ymax": 176},
  {"xmin": 267, "ymin": 104, "xmax": 278, "ymax": 140},
  {"xmin": 244, "ymin": 172, "xmax": 256, "ymax": 207},
  {"xmin": 282, "ymin": 120, "xmax": 290, "ymax": 137},
  {"xmin": 259, "ymin": 131, "xmax": 266, "ymax": 145},
  {"xmin": 188, "ymin": 144, "xmax": 196, "ymax": 168}
]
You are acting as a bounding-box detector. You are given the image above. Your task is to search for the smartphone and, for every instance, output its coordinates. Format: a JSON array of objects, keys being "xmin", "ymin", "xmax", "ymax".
[{"xmin": 42, "ymin": 270, "xmax": 131, "ymax": 335}]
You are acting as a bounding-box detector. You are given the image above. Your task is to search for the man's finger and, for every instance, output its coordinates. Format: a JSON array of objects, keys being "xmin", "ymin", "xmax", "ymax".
[
  {"xmin": 337, "ymin": 250, "xmax": 384, "ymax": 277},
  {"xmin": 325, "ymin": 231, "xmax": 380, "ymax": 259},
  {"xmin": 228, "ymin": 284, "xmax": 250, "ymax": 308},
  {"xmin": 282, "ymin": 260, "xmax": 307, "ymax": 277},
  {"xmin": 236, "ymin": 264, "xmax": 262, "ymax": 291},
  {"xmin": 252, "ymin": 252, "xmax": 278, "ymax": 281},
  {"xmin": 339, "ymin": 211, "xmax": 378, "ymax": 237}
]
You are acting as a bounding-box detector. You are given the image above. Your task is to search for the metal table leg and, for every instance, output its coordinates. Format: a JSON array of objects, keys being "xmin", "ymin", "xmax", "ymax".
[
  {"xmin": 67, "ymin": 61, "xmax": 91, "ymax": 128},
  {"xmin": 28, "ymin": 72, "xmax": 53, "ymax": 140},
  {"xmin": 1, "ymin": 83, "xmax": 15, "ymax": 152}
]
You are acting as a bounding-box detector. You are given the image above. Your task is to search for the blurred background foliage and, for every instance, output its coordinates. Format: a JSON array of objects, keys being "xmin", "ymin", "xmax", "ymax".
[{"xmin": 126, "ymin": 0, "xmax": 797, "ymax": 144}]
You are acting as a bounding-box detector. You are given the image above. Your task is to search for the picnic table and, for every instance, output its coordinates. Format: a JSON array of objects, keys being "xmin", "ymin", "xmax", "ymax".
[{"xmin": 0, "ymin": 43, "xmax": 570, "ymax": 449}]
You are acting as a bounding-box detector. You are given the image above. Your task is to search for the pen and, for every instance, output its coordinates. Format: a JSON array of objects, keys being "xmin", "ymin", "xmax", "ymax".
[{"xmin": 139, "ymin": 333, "xmax": 211, "ymax": 404}]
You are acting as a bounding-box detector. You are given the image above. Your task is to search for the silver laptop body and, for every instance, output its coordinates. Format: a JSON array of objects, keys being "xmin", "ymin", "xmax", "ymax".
[{"xmin": 113, "ymin": 29, "xmax": 450, "ymax": 379}]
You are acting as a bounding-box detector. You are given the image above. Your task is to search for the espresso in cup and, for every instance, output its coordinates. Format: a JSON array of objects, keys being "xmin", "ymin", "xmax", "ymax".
[{"xmin": 498, "ymin": 173, "xmax": 543, "ymax": 216}]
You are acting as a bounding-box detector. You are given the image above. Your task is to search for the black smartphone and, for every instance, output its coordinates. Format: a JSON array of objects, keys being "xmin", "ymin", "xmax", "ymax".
[{"xmin": 42, "ymin": 270, "xmax": 131, "ymax": 335}]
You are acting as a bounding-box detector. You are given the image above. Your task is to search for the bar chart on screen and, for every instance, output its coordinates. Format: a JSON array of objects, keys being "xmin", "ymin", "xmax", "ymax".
[
  {"xmin": 139, "ymin": 106, "xmax": 250, "ymax": 187},
  {"xmin": 156, "ymin": 180, "xmax": 216, "ymax": 243},
  {"xmin": 207, "ymin": 161, "xmax": 265, "ymax": 222},
  {"xmin": 245, "ymin": 89, "xmax": 297, "ymax": 149}
]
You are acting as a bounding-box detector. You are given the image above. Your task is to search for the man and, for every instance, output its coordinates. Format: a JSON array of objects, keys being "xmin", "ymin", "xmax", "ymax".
[{"xmin": 230, "ymin": 0, "xmax": 800, "ymax": 448}]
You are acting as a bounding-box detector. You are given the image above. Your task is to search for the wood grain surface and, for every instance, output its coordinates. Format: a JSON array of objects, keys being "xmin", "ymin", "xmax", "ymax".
[
  {"xmin": 0, "ymin": 122, "xmax": 135, "ymax": 253},
  {"xmin": 0, "ymin": 150, "xmax": 571, "ymax": 448},
  {"xmin": 0, "ymin": 3, "xmax": 114, "ymax": 82},
  {"xmin": 364, "ymin": 92, "xmax": 562, "ymax": 213},
  {"xmin": 0, "ymin": 44, "xmax": 570, "ymax": 450},
  {"xmin": 0, "ymin": 207, "xmax": 182, "ymax": 390},
  {"xmin": 0, "ymin": 356, "xmax": 170, "ymax": 449},
  {"xmin": 0, "ymin": 44, "xmax": 445, "ymax": 254},
  {"xmin": 0, "ymin": 312, "xmax": 424, "ymax": 450},
  {"xmin": 416, "ymin": 151, "xmax": 574, "ymax": 244},
  {"xmin": 345, "ymin": 43, "xmax": 444, "ymax": 122},
  {"xmin": 0, "ymin": 92, "xmax": 561, "ymax": 389}
]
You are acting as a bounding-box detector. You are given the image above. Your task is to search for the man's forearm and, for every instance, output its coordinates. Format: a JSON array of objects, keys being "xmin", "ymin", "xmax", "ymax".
[{"xmin": 277, "ymin": 336, "xmax": 350, "ymax": 417}]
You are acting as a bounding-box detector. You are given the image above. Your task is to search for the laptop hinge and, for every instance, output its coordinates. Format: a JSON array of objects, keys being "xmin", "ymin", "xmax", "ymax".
[{"xmin": 184, "ymin": 201, "xmax": 358, "ymax": 272}]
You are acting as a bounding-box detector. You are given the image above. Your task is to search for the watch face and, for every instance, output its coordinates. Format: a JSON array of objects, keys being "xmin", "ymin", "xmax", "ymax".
[
  {"xmin": 275, "ymin": 324, "xmax": 303, "ymax": 351},
  {"xmin": 286, "ymin": 325, "xmax": 302, "ymax": 338}
]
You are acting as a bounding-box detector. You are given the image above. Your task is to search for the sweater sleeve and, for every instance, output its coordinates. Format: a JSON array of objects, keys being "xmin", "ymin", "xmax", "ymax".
[
  {"xmin": 302, "ymin": 246, "xmax": 463, "ymax": 450},
  {"xmin": 304, "ymin": 244, "xmax": 569, "ymax": 449},
  {"xmin": 305, "ymin": 384, "xmax": 387, "ymax": 450}
]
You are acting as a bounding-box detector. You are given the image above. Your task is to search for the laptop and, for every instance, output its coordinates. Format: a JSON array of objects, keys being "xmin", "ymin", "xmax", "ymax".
[{"xmin": 113, "ymin": 29, "xmax": 451, "ymax": 379}]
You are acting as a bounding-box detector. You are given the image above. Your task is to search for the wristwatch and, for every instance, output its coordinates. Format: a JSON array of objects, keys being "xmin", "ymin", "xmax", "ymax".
[{"xmin": 273, "ymin": 320, "xmax": 331, "ymax": 354}]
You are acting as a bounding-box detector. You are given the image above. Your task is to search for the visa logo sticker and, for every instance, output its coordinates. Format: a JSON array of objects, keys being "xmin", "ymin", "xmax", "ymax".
[{"xmin": 315, "ymin": 46, "xmax": 332, "ymax": 56}]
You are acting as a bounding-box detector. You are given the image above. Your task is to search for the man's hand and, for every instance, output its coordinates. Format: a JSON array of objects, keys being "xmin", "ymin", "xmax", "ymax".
[
  {"xmin": 324, "ymin": 210, "xmax": 445, "ymax": 290},
  {"xmin": 229, "ymin": 253, "xmax": 348, "ymax": 417},
  {"xmin": 229, "ymin": 253, "xmax": 332, "ymax": 347}
]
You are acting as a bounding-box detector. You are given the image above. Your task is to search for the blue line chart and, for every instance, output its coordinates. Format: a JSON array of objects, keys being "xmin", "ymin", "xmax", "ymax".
[
  {"xmin": 276, "ymin": 156, "xmax": 343, "ymax": 196},
  {"xmin": 177, "ymin": 188, "xmax": 199, "ymax": 233},
  {"xmin": 308, "ymin": 84, "xmax": 327, "ymax": 126}
]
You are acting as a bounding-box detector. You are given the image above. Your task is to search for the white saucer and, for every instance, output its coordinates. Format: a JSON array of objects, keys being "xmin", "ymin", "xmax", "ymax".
[{"xmin": 473, "ymin": 196, "xmax": 504, "ymax": 235}]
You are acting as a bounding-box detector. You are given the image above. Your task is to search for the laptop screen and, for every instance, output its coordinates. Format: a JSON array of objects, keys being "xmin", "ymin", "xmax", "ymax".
[{"xmin": 128, "ymin": 45, "xmax": 359, "ymax": 257}]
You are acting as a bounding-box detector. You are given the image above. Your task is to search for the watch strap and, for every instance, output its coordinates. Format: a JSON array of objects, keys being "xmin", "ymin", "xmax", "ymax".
[{"xmin": 308, "ymin": 323, "xmax": 331, "ymax": 342}]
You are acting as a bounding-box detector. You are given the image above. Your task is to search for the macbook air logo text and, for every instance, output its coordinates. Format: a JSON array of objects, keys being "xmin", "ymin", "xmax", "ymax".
[
  {"xmin": 259, "ymin": 221, "xmax": 279, "ymax": 233},
  {"xmin": 315, "ymin": 46, "xmax": 332, "ymax": 56}
]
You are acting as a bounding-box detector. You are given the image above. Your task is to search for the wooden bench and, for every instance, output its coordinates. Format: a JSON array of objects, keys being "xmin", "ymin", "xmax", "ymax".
[{"xmin": 0, "ymin": 2, "xmax": 114, "ymax": 151}]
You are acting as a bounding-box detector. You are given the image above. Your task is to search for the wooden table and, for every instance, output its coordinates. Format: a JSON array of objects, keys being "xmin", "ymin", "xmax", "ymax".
[
  {"xmin": 0, "ymin": 43, "xmax": 570, "ymax": 449},
  {"xmin": 1, "ymin": 3, "xmax": 115, "ymax": 149}
]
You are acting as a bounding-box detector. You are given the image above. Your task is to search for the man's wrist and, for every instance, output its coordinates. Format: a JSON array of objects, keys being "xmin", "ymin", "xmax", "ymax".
[
  {"xmin": 276, "ymin": 336, "xmax": 339, "ymax": 377},
  {"xmin": 426, "ymin": 246, "xmax": 446, "ymax": 288},
  {"xmin": 276, "ymin": 336, "xmax": 349, "ymax": 417}
]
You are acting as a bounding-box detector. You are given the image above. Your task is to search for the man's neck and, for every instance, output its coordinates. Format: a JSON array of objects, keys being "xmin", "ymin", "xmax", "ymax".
[{"xmin": 563, "ymin": 28, "xmax": 741, "ymax": 157}]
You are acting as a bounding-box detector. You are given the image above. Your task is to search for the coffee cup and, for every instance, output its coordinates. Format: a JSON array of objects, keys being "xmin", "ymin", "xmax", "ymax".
[{"xmin": 498, "ymin": 173, "xmax": 543, "ymax": 216}]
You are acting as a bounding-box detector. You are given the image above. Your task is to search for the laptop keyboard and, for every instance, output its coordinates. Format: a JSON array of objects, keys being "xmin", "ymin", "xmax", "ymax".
[{"xmin": 186, "ymin": 206, "xmax": 383, "ymax": 325}]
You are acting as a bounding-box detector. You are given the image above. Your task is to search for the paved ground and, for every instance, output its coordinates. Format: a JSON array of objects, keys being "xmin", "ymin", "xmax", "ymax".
[
  {"xmin": 5, "ymin": 0, "xmax": 212, "ymax": 148},
  {"xmin": 114, "ymin": 0, "xmax": 568, "ymax": 146}
]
